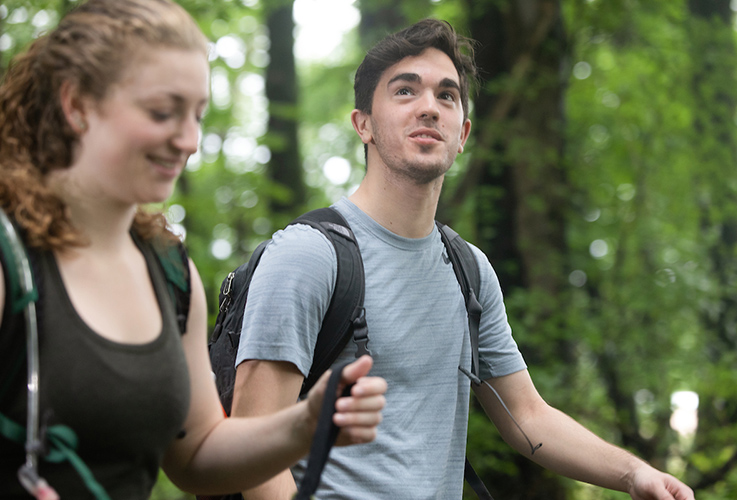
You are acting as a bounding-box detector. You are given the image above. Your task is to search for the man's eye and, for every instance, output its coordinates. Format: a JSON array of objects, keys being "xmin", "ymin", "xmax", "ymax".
[
  {"xmin": 439, "ymin": 92, "xmax": 456, "ymax": 101},
  {"xmin": 396, "ymin": 87, "xmax": 413, "ymax": 96}
]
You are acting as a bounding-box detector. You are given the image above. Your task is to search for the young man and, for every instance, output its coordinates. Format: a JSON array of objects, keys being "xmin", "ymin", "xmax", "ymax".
[{"xmin": 231, "ymin": 19, "xmax": 694, "ymax": 500}]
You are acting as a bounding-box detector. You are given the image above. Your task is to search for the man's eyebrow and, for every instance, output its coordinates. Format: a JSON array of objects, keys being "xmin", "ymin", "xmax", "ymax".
[
  {"xmin": 386, "ymin": 73, "xmax": 460, "ymax": 91},
  {"xmin": 439, "ymin": 77, "xmax": 461, "ymax": 91},
  {"xmin": 387, "ymin": 72, "xmax": 421, "ymax": 86}
]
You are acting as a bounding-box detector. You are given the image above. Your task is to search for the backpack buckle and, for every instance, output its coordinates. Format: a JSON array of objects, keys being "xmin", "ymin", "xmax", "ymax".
[
  {"xmin": 351, "ymin": 307, "xmax": 371, "ymax": 357},
  {"xmin": 219, "ymin": 271, "xmax": 235, "ymax": 313},
  {"xmin": 354, "ymin": 337, "xmax": 371, "ymax": 357}
]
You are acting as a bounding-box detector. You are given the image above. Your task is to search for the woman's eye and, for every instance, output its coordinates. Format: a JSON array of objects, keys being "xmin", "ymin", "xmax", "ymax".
[{"xmin": 150, "ymin": 110, "xmax": 172, "ymax": 121}]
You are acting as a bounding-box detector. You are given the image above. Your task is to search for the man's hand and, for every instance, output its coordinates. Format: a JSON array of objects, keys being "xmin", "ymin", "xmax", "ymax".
[
  {"xmin": 305, "ymin": 355, "xmax": 387, "ymax": 446},
  {"xmin": 628, "ymin": 464, "xmax": 694, "ymax": 500}
]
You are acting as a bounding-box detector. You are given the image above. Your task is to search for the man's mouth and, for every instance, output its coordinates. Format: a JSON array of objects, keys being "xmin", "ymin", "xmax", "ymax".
[{"xmin": 410, "ymin": 129, "xmax": 443, "ymax": 141}]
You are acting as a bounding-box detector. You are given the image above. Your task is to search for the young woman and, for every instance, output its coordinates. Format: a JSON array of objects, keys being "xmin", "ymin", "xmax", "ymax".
[{"xmin": 0, "ymin": 1, "xmax": 386, "ymax": 498}]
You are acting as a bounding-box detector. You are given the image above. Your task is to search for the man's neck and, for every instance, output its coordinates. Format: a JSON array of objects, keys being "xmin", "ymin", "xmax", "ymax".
[{"xmin": 348, "ymin": 167, "xmax": 443, "ymax": 239}]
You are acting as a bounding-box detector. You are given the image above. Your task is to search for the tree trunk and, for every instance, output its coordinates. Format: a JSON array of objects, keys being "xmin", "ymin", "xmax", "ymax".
[
  {"xmin": 356, "ymin": 0, "xmax": 409, "ymax": 48},
  {"xmin": 264, "ymin": 0, "xmax": 305, "ymax": 214},
  {"xmin": 460, "ymin": 0, "xmax": 568, "ymax": 295},
  {"xmin": 459, "ymin": 1, "xmax": 570, "ymax": 498}
]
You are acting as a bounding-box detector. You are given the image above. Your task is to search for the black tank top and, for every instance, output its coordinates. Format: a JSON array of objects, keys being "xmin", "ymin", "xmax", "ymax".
[{"xmin": 0, "ymin": 235, "xmax": 191, "ymax": 499}]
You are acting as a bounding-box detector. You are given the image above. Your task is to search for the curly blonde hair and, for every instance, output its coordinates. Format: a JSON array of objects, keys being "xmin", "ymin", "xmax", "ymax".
[{"xmin": 0, "ymin": 0, "xmax": 209, "ymax": 249}]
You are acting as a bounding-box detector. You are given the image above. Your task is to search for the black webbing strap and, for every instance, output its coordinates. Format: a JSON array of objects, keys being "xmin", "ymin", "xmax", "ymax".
[
  {"xmin": 466, "ymin": 290, "xmax": 483, "ymax": 379},
  {"xmin": 292, "ymin": 208, "xmax": 368, "ymax": 396},
  {"xmin": 295, "ymin": 363, "xmax": 353, "ymax": 500},
  {"xmin": 436, "ymin": 223, "xmax": 495, "ymax": 500},
  {"xmin": 465, "ymin": 458, "xmax": 494, "ymax": 500},
  {"xmin": 436, "ymin": 222, "xmax": 481, "ymax": 378}
]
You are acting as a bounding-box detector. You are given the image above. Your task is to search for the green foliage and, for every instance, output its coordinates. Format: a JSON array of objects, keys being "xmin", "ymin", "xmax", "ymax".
[
  {"xmin": 150, "ymin": 471, "xmax": 195, "ymax": 500},
  {"xmin": 4, "ymin": 0, "xmax": 737, "ymax": 497}
]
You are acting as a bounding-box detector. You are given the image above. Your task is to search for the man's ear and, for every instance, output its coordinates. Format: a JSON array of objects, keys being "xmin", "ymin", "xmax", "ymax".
[
  {"xmin": 59, "ymin": 80, "xmax": 88, "ymax": 134},
  {"xmin": 458, "ymin": 118, "xmax": 472, "ymax": 154},
  {"xmin": 350, "ymin": 108, "xmax": 373, "ymax": 145}
]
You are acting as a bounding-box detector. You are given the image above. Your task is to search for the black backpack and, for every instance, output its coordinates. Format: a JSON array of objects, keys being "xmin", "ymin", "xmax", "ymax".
[
  {"xmin": 208, "ymin": 207, "xmax": 369, "ymax": 411},
  {"xmin": 207, "ymin": 206, "xmax": 494, "ymax": 499}
]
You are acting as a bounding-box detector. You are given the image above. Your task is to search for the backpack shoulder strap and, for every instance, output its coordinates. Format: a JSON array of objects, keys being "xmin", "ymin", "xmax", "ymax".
[
  {"xmin": 0, "ymin": 214, "xmax": 38, "ymax": 316},
  {"xmin": 148, "ymin": 235, "xmax": 191, "ymax": 336},
  {"xmin": 0, "ymin": 213, "xmax": 36, "ymax": 405},
  {"xmin": 436, "ymin": 221, "xmax": 494, "ymax": 500},
  {"xmin": 436, "ymin": 221, "xmax": 482, "ymax": 378},
  {"xmin": 292, "ymin": 207, "xmax": 368, "ymax": 396}
]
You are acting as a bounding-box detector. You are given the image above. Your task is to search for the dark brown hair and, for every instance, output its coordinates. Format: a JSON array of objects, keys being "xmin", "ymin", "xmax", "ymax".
[{"xmin": 354, "ymin": 19, "xmax": 478, "ymax": 122}]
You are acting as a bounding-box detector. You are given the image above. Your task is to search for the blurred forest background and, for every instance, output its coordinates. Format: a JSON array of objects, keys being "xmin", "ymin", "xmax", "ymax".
[{"xmin": 2, "ymin": 0, "xmax": 737, "ymax": 498}]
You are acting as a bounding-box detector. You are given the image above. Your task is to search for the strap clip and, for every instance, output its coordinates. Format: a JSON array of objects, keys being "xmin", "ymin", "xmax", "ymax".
[{"xmin": 351, "ymin": 307, "xmax": 371, "ymax": 357}]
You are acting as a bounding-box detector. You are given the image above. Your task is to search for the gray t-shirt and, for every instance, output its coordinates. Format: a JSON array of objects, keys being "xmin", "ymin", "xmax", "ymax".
[{"xmin": 236, "ymin": 197, "xmax": 526, "ymax": 499}]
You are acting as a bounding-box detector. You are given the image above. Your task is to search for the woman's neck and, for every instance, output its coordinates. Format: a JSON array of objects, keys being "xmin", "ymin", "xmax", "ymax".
[{"xmin": 47, "ymin": 170, "xmax": 138, "ymax": 251}]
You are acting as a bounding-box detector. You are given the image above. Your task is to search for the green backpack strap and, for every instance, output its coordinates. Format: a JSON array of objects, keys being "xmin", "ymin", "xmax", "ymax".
[
  {"xmin": 0, "ymin": 212, "xmax": 37, "ymax": 405},
  {"xmin": 0, "ymin": 214, "xmax": 33, "ymax": 405},
  {"xmin": 0, "ymin": 214, "xmax": 38, "ymax": 315},
  {"xmin": 150, "ymin": 237, "xmax": 191, "ymax": 335}
]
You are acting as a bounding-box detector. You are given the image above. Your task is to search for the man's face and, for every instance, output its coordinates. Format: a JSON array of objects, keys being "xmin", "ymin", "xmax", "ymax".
[{"xmin": 352, "ymin": 48, "xmax": 471, "ymax": 185}]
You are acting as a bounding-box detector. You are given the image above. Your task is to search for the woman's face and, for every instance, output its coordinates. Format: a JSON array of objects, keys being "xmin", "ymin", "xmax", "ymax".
[{"xmin": 71, "ymin": 47, "xmax": 210, "ymax": 206}]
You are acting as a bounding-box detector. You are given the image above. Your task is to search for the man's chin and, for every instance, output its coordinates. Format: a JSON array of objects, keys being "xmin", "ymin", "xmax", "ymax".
[{"xmin": 403, "ymin": 164, "xmax": 450, "ymax": 185}]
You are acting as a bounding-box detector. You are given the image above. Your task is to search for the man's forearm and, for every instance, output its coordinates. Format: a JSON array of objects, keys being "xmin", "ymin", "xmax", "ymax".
[
  {"xmin": 477, "ymin": 371, "xmax": 649, "ymax": 493},
  {"xmin": 507, "ymin": 404, "xmax": 647, "ymax": 493}
]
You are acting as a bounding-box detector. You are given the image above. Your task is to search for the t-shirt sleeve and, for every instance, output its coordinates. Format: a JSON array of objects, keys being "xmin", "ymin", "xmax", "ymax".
[
  {"xmin": 234, "ymin": 224, "xmax": 337, "ymax": 377},
  {"xmin": 471, "ymin": 243, "xmax": 527, "ymax": 380}
]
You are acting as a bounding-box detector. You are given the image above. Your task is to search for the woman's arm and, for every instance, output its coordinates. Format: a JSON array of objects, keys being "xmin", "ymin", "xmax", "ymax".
[{"xmin": 161, "ymin": 261, "xmax": 386, "ymax": 495}]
